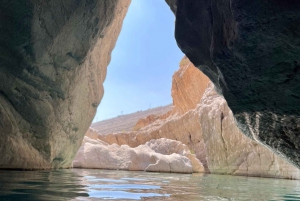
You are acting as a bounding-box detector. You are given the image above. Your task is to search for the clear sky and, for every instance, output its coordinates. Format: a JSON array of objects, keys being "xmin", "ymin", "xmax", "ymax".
[{"xmin": 93, "ymin": 0, "xmax": 184, "ymax": 122}]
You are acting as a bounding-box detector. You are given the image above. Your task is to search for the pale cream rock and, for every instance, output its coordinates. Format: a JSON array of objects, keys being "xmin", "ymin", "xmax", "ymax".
[
  {"xmin": 198, "ymin": 83, "xmax": 300, "ymax": 179},
  {"xmin": 73, "ymin": 137, "xmax": 204, "ymax": 173},
  {"xmin": 92, "ymin": 57, "xmax": 300, "ymax": 179}
]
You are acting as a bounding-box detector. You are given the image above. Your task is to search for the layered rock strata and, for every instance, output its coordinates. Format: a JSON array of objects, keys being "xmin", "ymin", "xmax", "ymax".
[
  {"xmin": 169, "ymin": 0, "xmax": 300, "ymax": 168},
  {"xmin": 73, "ymin": 137, "xmax": 204, "ymax": 173},
  {"xmin": 0, "ymin": 0, "xmax": 130, "ymax": 169}
]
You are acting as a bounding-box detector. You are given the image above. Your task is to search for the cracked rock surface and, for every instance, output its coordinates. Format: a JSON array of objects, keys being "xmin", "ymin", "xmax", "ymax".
[
  {"xmin": 93, "ymin": 58, "xmax": 300, "ymax": 179},
  {"xmin": 73, "ymin": 137, "xmax": 204, "ymax": 173},
  {"xmin": 170, "ymin": 0, "xmax": 300, "ymax": 168},
  {"xmin": 0, "ymin": 0, "xmax": 130, "ymax": 169}
]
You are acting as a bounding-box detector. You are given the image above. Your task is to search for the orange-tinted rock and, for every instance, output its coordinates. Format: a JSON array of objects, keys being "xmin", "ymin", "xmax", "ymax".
[
  {"xmin": 133, "ymin": 115, "xmax": 160, "ymax": 131},
  {"xmin": 171, "ymin": 56, "xmax": 210, "ymax": 115},
  {"xmin": 133, "ymin": 111, "xmax": 172, "ymax": 131},
  {"xmin": 93, "ymin": 56, "xmax": 300, "ymax": 179},
  {"xmin": 131, "ymin": 56, "xmax": 209, "ymax": 130},
  {"xmin": 95, "ymin": 83, "xmax": 300, "ymax": 179},
  {"xmin": 85, "ymin": 128, "xmax": 99, "ymax": 140}
]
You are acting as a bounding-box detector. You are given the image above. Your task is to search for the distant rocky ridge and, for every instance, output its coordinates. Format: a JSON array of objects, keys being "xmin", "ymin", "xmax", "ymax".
[{"xmin": 87, "ymin": 57, "xmax": 300, "ymax": 179}]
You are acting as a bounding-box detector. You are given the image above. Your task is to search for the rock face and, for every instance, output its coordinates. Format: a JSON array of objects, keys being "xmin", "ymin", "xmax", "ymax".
[
  {"xmin": 73, "ymin": 137, "xmax": 204, "ymax": 173},
  {"xmin": 172, "ymin": 56, "xmax": 210, "ymax": 115},
  {"xmin": 199, "ymin": 83, "xmax": 300, "ymax": 179},
  {"xmin": 132, "ymin": 56, "xmax": 210, "ymax": 130},
  {"xmin": 93, "ymin": 58, "xmax": 300, "ymax": 179},
  {"xmin": 96, "ymin": 107, "xmax": 210, "ymax": 171},
  {"xmin": 0, "ymin": 0, "xmax": 130, "ymax": 169},
  {"xmin": 170, "ymin": 0, "xmax": 300, "ymax": 168}
]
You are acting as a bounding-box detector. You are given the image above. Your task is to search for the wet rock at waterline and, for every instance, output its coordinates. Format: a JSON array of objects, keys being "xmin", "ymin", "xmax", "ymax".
[
  {"xmin": 73, "ymin": 137, "xmax": 204, "ymax": 173},
  {"xmin": 0, "ymin": 0, "xmax": 130, "ymax": 169},
  {"xmin": 200, "ymin": 83, "xmax": 300, "ymax": 179},
  {"xmin": 166, "ymin": 0, "xmax": 300, "ymax": 168}
]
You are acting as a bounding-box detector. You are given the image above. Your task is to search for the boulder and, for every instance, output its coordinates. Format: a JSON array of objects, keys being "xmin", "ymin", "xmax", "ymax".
[
  {"xmin": 73, "ymin": 137, "xmax": 204, "ymax": 173},
  {"xmin": 0, "ymin": 0, "xmax": 130, "ymax": 169}
]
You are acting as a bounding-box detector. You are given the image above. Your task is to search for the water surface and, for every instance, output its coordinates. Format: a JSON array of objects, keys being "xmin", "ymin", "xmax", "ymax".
[{"xmin": 1, "ymin": 169, "xmax": 300, "ymax": 200}]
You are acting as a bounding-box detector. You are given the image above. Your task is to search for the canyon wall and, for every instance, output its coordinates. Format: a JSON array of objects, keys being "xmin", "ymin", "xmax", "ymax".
[
  {"xmin": 168, "ymin": 0, "xmax": 300, "ymax": 168},
  {"xmin": 1, "ymin": 0, "xmax": 299, "ymax": 171},
  {"xmin": 92, "ymin": 58, "xmax": 300, "ymax": 179},
  {"xmin": 0, "ymin": 0, "xmax": 130, "ymax": 169}
]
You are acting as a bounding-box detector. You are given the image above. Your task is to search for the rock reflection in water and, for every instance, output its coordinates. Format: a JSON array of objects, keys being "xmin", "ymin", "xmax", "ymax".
[
  {"xmin": 0, "ymin": 169, "xmax": 88, "ymax": 201},
  {"xmin": 1, "ymin": 169, "xmax": 300, "ymax": 200}
]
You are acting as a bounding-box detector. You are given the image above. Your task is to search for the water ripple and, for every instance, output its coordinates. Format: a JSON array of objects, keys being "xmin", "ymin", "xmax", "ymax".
[{"xmin": 1, "ymin": 169, "xmax": 300, "ymax": 200}]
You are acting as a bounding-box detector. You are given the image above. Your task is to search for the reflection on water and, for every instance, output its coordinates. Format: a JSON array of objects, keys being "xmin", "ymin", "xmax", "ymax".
[{"xmin": 1, "ymin": 169, "xmax": 300, "ymax": 200}]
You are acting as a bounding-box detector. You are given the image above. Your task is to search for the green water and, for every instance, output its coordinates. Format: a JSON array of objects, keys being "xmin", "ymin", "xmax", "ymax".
[{"xmin": 1, "ymin": 169, "xmax": 300, "ymax": 200}]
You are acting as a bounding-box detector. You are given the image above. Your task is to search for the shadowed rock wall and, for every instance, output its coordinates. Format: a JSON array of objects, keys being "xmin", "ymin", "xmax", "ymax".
[
  {"xmin": 169, "ymin": 0, "xmax": 300, "ymax": 168},
  {"xmin": 0, "ymin": 0, "xmax": 130, "ymax": 169}
]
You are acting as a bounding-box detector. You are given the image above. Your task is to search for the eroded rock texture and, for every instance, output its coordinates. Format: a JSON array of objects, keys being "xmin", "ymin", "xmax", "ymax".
[
  {"xmin": 93, "ymin": 58, "xmax": 300, "ymax": 179},
  {"xmin": 0, "ymin": 0, "xmax": 130, "ymax": 169},
  {"xmin": 73, "ymin": 137, "xmax": 204, "ymax": 173},
  {"xmin": 171, "ymin": 0, "xmax": 300, "ymax": 167},
  {"xmin": 201, "ymin": 83, "xmax": 300, "ymax": 179},
  {"xmin": 172, "ymin": 56, "xmax": 210, "ymax": 115}
]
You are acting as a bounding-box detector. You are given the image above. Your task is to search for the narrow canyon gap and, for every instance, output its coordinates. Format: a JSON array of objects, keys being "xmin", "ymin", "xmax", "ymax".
[{"xmin": 1, "ymin": 0, "xmax": 300, "ymax": 170}]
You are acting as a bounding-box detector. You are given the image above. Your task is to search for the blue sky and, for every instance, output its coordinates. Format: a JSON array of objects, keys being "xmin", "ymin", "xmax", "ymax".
[{"xmin": 93, "ymin": 0, "xmax": 184, "ymax": 122}]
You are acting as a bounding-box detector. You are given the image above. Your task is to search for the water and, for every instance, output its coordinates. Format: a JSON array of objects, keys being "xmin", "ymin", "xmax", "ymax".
[{"xmin": 1, "ymin": 169, "xmax": 300, "ymax": 201}]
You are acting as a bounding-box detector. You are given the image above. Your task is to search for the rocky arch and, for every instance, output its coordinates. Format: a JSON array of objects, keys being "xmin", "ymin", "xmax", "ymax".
[{"xmin": 1, "ymin": 0, "xmax": 300, "ymax": 169}]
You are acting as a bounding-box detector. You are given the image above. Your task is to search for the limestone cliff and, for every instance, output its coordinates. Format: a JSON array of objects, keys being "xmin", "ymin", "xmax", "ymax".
[
  {"xmin": 172, "ymin": 56, "xmax": 210, "ymax": 115},
  {"xmin": 169, "ymin": 0, "xmax": 300, "ymax": 168},
  {"xmin": 0, "ymin": 0, "xmax": 130, "ymax": 169},
  {"xmin": 92, "ymin": 58, "xmax": 300, "ymax": 179},
  {"xmin": 133, "ymin": 56, "xmax": 210, "ymax": 130}
]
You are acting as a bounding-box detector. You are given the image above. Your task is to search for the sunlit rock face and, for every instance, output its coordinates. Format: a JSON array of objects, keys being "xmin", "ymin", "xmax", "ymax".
[
  {"xmin": 171, "ymin": 0, "xmax": 300, "ymax": 168},
  {"xmin": 132, "ymin": 56, "xmax": 209, "ymax": 130},
  {"xmin": 94, "ymin": 58, "xmax": 300, "ymax": 179},
  {"xmin": 73, "ymin": 137, "xmax": 204, "ymax": 173},
  {"xmin": 172, "ymin": 56, "xmax": 210, "ymax": 115},
  {"xmin": 0, "ymin": 0, "xmax": 130, "ymax": 169},
  {"xmin": 95, "ymin": 82, "xmax": 300, "ymax": 179},
  {"xmin": 200, "ymin": 83, "xmax": 300, "ymax": 179}
]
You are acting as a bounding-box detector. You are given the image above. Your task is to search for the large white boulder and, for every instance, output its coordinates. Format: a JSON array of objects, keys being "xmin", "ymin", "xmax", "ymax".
[{"xmin": 73, "ymin": 137, "xmax": 204, "ymax": 173}]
